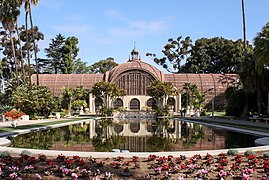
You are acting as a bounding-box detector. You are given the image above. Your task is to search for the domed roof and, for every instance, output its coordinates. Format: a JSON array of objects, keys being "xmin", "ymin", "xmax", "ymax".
[{"xmin": 108, "ymin": 59, "xmax": 164, "ymax": 82}]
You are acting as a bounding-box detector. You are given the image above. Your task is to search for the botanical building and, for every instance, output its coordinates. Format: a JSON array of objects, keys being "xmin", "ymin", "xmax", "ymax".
[{"xmin": 31, "ymin": 49, "xmax": 238, "ymax": 113}]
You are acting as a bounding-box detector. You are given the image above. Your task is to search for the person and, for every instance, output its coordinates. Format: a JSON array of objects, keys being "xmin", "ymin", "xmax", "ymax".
[
  {"xmin": 180, "ymin": 109, "xmax": 183, "ymax": 117},
  {"xmin": 183, "ymin": 108, "xmax": 186, "ymax": 117}
]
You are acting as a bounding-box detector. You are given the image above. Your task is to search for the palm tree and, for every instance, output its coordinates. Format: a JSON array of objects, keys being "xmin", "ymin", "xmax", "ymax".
[
  {"xmin": 19, "ymin": 0, "xmax": 39, "ymax": 87},
  {"xmin": 241, "ymin": 0, "xmax": 247, "ymax": 55},
  {"xmin": 254, "ymin": 22, "xmax": 269, "ymax": 73}
]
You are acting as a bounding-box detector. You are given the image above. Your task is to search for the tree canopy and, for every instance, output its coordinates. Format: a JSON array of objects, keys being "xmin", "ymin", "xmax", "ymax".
[
  {"xmin": 183, "ymin": 37, "xmax": 248, "ymax": 73},
  {"xmin": 89, "ymin": 57, "xmax": 118, "ymax": 74}
]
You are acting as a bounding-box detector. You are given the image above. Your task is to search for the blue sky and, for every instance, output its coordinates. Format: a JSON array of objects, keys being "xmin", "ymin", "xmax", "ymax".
[{"xmin": 25, "ymin": 0, "xmax": 269, "ymax": 69}]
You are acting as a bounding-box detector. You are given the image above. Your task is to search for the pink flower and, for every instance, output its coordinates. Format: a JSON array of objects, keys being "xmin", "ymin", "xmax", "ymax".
[
  {"xmin": 71, "ymin": 172, "xmax": 78, "ymax": 180},
  {"xmin": 242, "ymin": 173, "xmax": 249, "ymax": 180},
  {"xmin": 178, "ymin": 176, "xmax": 184, "ymax": 180},
  {"xmin": 35, "ymin": 173, "xmax": 42, "ymax": 180},
  {"xmin": 93, "ymin": 175, "xmax": 101, "ymax": 180},
  {"xmin": 219, "ymin": 170, "xmax": 227, "ymax": 177},
  {"xmin": 9, "ymin": 172, "xmax": 18, "ymax": 179}
]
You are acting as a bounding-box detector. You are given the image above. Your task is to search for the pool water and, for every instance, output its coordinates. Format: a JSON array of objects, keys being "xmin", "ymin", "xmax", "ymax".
[{"xmin": 8, "ymin": 118, "xmax": 259, "ymax": 152}]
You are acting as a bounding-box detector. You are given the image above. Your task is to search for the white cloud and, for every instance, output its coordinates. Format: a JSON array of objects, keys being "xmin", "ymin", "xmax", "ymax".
[{"xmin": 108, "ymin": 19, "xmax": 169, "ymax": 38}]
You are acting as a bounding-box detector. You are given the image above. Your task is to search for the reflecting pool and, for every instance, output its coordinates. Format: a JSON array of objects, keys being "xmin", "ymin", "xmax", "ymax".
[{"xmin": 8, "ymin": 118, "xmax": 259, "ymax": 152}]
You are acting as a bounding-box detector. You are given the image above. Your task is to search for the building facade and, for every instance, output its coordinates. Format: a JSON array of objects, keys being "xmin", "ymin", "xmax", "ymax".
[{"xmin": 31, "ymin": 49, "xmax": 238, "ymax": 114}]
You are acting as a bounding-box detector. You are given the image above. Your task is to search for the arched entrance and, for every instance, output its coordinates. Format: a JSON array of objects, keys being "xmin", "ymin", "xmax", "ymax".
[
  {"xmin": 113, "ymin": 98, "xmax": 123, "ymax": 110},
  {"xmin": 147, "ymin": 98, "xmax": 157, "ymax": 110},
  {"xmin": 167, "ymin": 97, "xmax": 176, "ymax": 111},
  {"xmin": 130, "ymin": 98, "xmax": 140, "ymax": 110},
  {"xmin": 95, "ymin": 98, "xmax": 103, "ymax": 112}
]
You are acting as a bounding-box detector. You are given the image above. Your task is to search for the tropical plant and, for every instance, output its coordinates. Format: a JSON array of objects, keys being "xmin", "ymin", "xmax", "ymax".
[
  {"xmin": 254, "ymin": 22, "xmax": 269, "ymax": 74},
  {"xmin": 90, "ymin": 81, "xmax": 125, "ymax": 109},
  {"xmin": 71, "ymin": 100, "xmax": 87, "ymax": 109},
  {"xmin": 147, "ymin": 81, "xmax": 178, "ymax": 111}
]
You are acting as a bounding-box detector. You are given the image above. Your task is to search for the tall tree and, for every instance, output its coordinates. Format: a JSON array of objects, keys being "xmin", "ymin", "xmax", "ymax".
[
  {"xmin": 254, "ymin": 22, "xmax": 269, "ymax": 73},
  {"xmin": 183, "ymin": 37, "xmax": 247, "ymax": 73},
  {"xmin": 241, "ymin": 0, "xmax": 247, "ymax": 56},
  {"xmin": 61, "ymin": 36, "xmax": 79, "ymax": 74},
  {"xmin": 147, "ymin": 36, "xmax": 192, "ymax": 73},
  {"xmin": 43, "ymin": 34, "xmax": 65, "ymax": 74},
  {"xmin": 73, "ymin": 58, "xmax": 90, "ymax": 74},
  {"xmin": 0, "ymin": 0, "xmax": 20, "ymax": 86},
  {"xmin": 18, "ymin": 0, "xmax": 39, "ymax": 86},
  {"xmin": 89, "ymin": 57, "xmax": 118, "ymax": 74}
]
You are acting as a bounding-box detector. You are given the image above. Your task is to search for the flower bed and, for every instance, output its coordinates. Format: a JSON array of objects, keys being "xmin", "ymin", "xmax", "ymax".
[{"xmin": 0, "ymin": 150, "xmax": 269, "ymax": 179}]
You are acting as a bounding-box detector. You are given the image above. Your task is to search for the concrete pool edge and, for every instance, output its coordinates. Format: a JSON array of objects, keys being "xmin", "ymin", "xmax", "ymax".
[
  {"xmin": 1, "ymin": 117, "xmax": 269, "ymax": 158},
  {"xmin": 1, "ymin": 145, "xmax": 269, "ymax": 158}
]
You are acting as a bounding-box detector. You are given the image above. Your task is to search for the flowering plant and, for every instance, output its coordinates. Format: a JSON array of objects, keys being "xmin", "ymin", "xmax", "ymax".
[{"xmin": 4, "ymin": 109, "xmax": 25, "ymax": 119}]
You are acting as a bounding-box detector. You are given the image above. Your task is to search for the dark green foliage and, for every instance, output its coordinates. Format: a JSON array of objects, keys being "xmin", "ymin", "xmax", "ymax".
[
  {"xmin": 0, "ymin": 151, "xmax": 11, "ymax": 158},
  {"xmin": 43, "ymin": 34, "xmax": 66, "ymax": 74},
  {"xmin": 244, "ymin": 150, "xmax": 256, "ymax": 156},
  {"xmin": 183, "ymin": 37, "xmax": 247, "ymax": 73},
  {"xmin": 225, "ymin": 88, "xmax": 246, "ymax": 116},
  {"xmin": 89, "ymin": 57, "xmax": 118, "ymax": 74},
  {"xmin": 227, "ymin": 149, "xmax": 239, "ymax": 156},
  {"xmin": 254, "ymin": 22, "xmax": 269, "ymax": 74},
  {"xmin": 99, "ymin": 106, "xmax": 114, "ymax": 116},
  {"xmin": 11, "ymin": 84, "xmax": 54, "ymax": 117},
  {"xmin": 61, "ymin": 36, "xmax": 79, "ymax": 74}
]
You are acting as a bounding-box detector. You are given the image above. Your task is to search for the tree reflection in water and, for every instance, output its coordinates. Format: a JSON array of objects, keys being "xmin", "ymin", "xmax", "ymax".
[
  {"xmin": 147, "ymin": 118, "xmax": 178, "ymax": 152},
  {"xmin": 9, "ymin": 128, "xmax": 61, "ymax": 149},
  {"xmin": 93, "ymin": 118, "xmax": 125, "ymax": 152},
  {"xmin": 181, "ymin": 122, "xmax": 204, "ymax": 148}
]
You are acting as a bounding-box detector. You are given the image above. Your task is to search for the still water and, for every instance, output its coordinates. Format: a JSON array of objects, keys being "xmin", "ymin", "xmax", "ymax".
[{"xmin": 8, "ymin": 118, "xmax": 259, "ymax": 152}]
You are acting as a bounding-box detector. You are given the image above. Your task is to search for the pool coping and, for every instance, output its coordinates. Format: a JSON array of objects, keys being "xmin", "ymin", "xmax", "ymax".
[{"xmin": 1, "ymin": 117, "xmax": 269, "ymax": 158}]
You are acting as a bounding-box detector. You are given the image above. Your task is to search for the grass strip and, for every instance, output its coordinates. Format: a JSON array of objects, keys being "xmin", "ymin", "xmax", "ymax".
[{"xmin": 184, "ymin": 117, "xmax": 269, "ymax": 134}]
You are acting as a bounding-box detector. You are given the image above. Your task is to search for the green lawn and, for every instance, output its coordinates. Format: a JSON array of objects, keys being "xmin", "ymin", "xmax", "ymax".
[
  {"xmin": 205, "ymin": 111, "xmax": 226, "ymax": 117},
  {"xmin": 185, "ymin": 118, "xmax": 269, "ymax": 134},
  {"xmin": 0, "ymin": 119, "xmax": 85, "ymax": 133}
]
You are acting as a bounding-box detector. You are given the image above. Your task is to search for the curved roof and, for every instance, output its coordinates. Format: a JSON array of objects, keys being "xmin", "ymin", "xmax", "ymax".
[
  {"xmin": 164, "ymin": 73, "xmax": 239, "ymax": 105},
  {"xmin": 31, "ymin": 74, "xmax": 104, "ymax": 96},
  {"xmin": 108, "ymin": 59, "xmax": 164, "ymax": 82}
]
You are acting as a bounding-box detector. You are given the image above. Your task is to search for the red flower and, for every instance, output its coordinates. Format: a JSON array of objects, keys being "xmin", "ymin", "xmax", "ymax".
[
  {"xmin": 4, "ymin": 109, "xmax": 26, "ymax": 119},
  {"xmin": 168, "ymin": 155, "xmax": 173, "ymax": 161}
]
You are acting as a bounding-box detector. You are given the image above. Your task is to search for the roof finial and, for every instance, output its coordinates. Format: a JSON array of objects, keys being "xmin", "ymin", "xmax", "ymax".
[{"xmin": 130, "ymin": 42, "xmax": 139, "ymax": 61}]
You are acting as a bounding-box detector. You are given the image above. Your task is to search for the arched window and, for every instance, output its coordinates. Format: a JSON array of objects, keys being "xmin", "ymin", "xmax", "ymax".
[
  {"xmin": 146, "ymin": 98, "xmax": 157, "ymax": 110},
  {"xmin": 130, "ymin": 98, "xmax": 140, "ymax": 110},
  {"xmin": 130, "ymin": 122, "xmax": 140, "ymax": 133},
  {"xmin": 113, "ymin": 98, "xmax": 123, "ymax": 110},
  {"xmin": 167, "ymin": 97, "xmax": 176, "ymax": 111},
  {"xmin": 115, "ymin": 70, "xmax": 155, "ymax": 95},
  {"xmin": 114, "ymin": 123, "xmax": 123, "ymax": 133}
]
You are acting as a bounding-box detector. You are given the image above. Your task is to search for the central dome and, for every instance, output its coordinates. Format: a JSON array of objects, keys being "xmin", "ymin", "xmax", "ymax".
[{"xmin": 108, "ymin": 59, "xmax": 164, "ymax": 82}]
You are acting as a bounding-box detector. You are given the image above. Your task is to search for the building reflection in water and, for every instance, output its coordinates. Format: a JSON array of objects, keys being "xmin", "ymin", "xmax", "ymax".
[{"xmin": 9, "ymin": 118, "xmax": 257, "ymax": 152}]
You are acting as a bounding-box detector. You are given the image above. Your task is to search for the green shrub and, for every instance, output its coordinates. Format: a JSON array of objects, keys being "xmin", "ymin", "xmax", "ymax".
[
  {"xmin": 227, "ymin": 149, "xmax": 239, "ymax": 156},
  {"xmin": 21, "ymin": 150, "xmax": 32, "ymax": 157},
  {"xmin": 244, "ymin": 150, "xmax": 256, "ymax": 156},
  {"xmin": 0, "ymin": 150, "xmax": 11, "ymax": 157},
  {"xmin": 264, "ymin": 152, "xmax": 269, "ymax": 158}
]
